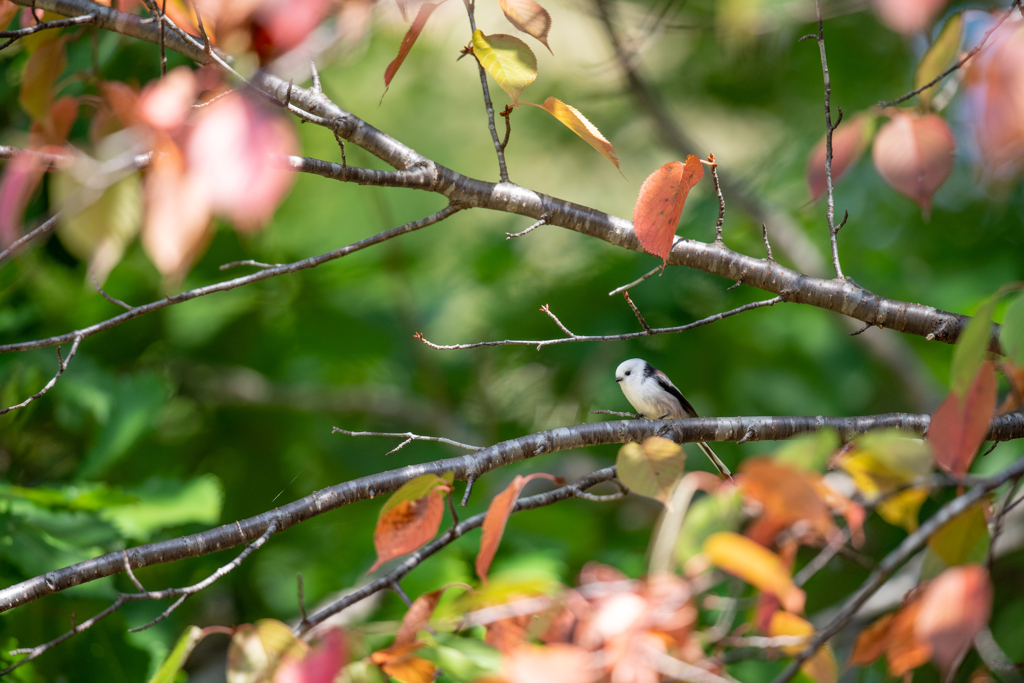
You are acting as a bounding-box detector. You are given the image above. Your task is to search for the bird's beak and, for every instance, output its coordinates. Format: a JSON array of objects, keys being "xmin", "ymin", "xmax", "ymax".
[{"xmin": 615, "ymin": 377, "xmax": 622, "ymax": 382}]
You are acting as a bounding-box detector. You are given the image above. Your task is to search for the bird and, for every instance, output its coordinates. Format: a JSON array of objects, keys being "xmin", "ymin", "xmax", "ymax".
[{"xmin": 614, "ymin": 358, "xmax": 732, "ymax": 478}]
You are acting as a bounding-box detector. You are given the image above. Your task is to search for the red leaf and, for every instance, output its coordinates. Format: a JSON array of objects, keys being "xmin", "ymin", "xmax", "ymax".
[
  {"xmin": 394, "ymin": 589, "xmax": 443, "ymax": 649},
  {"xmin": 632, "ymin": 155, "xmax": 703, "ymax": 263},
  {"xmin": 384, "ymin": 1, "xmax": 446, "ymax": 93},
  {"xmin": 871, "ymin": 111, "xmax": 955, "ymax": 218},
  {"xmin": 274, "ymin": 629, "xmax": 348, "ymax": 683},
  {"xmin": 929, "ymin": 361, "xmax": 997, "ymax": 474},
  {"xmin": 807, "ymin": 112, "xmax": 870, "ymax": 201},
  {"xmin": 476, "ymin": 473, "xmax": 558, "ymax": 583},
  {"xmin": 369, "ymin": 473, "xmax": 451, "ymax": 572},
  {"xmin": 0, "ymin": 0, "xmax": 18, "ymax": 29},
  {"xmin": 0, "ymin": 150, "xmax": 48, "ymax": 246},
  {"xmin": 915, "ymin": 564, "xmax": 993, "ymax": 674}
]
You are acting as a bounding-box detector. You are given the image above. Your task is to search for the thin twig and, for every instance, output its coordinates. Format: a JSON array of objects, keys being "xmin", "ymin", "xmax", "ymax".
[
  {"xmin": 793, "ymin": 529, "xmax": 849, "ymax": 586},
  {"xmin": 878, "ymin": 0, "xmax": 1022, "ymax": 108},
  {"xmin": 0, "ymin": 214, "xmax": 61, "ymax": 265},
  {"xmin": 332, "ymin": 427, "xmax": 481, "ymax": 453},
  {"xmin": 540, "ymin": 304, "xmax": 576, "ymax": 337},
  {"xmin": 0, "ymin": 13, "xmax": 94, "ymax": 49},
  {"xmin": 848, "ymin": 322, "xmax": 873, "ymax": 336},
  {"xmin": 506, "ymin": 216, "xmax": 546, "ymax": 239},
  {"xmin": 589, "ymin": 409, "xmax": 635, "ymax": 417},
  {"xmin": 609, "ymin": 264, "xmax": 664, "ymax": 297},
  {"xmin": 0, "ymin": 337, "xmax": 82, "ymax": 417},
  {"xmin": 623, "ymin": 291, "xmax": 652, "ymax": 333},
  {"xmin": 310, "ymin": 59, "xmax": 322, "ymax": 94},
  {"xmin": 810, "ymin": 0, "xmax": 844, "ymax": 280},
  {"xmin": 416, "ymin": 296, "xmax": 783, "ymax": 350},
  {"xmin": 462, "ymin": 0, "xmax": 509, "ymax": 182},
  {"xmin": 708, "ymin": 154, "xmax": 725, "ymax": 245},
  {"xmin": 219, "ymin": 259, "xmax": 283, "ymax": 271},
  {"xmin": 189, "ymin": 0, "xmax": 210, "ymax": 55},
  {"xmin": 333, "ymin": 131, "xmax": 347, "ymax": 168},
  {"xmin": 158, "ymin": 0, "xmax": 166, "ymax": 76},
  {"xmin": 297, "ymin": 574, "xmax": 308, "ymax": 628},
  {"xmin": 761, "ymin": 223, "xmax": 774, "ymax": 261},
  {"xmin": 89, "ymin": 271, "xmax": 133, "ymax": 310},
  {"xmin": 499, "ymin": 105, "xmax": 513, "ymax": 151}
]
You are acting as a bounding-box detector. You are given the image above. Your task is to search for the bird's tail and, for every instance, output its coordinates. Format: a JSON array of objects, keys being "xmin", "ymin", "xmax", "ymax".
[{"xmin": 698, "ymin": 441, "xmax": 733, "ymax": 480}]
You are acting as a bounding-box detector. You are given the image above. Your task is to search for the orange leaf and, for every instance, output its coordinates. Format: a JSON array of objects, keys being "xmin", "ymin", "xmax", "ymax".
[
  {"xmin": 522, "ymin": 98, "xmax": 618, "ymax": 170},
  {"xmin": 370, "ymin": 473, "xmax": 452, "ymax": 572},
  {"xmin": 383, "ymin": 1, "xmax": 446, "ymax": 93},
  {"xmin": 929, "ymin": 361, "xmax": 997, "ymax": 474},
  {"xmin": 916, "ymin": 564, "xmax": 993, "ymax": 674},
  {"xmin": 394, "ymin": 589, "xmax": 443, "ymax": 649},
  {"xmin": 498, "ymin": 0, "xmax": 551, "ymax": 51},
  {"xmin": 849, "ymin": 612, "xmax": 894, "ymax": 666},
  {"xmin": 632, "ymin": 156, "xmax": 703, "ymax": 263},
  {"xmin": 807, "ymin": 112, "xmax": 871, "ymax": 201},
  {"xmin": 703, "ymin": 532, "xmax": 806, "ymax": 613},
  {"xmin": 871, "ymin": 111, "xmax": 955, "ymax": 218},
  {"xmin": 371, "ymin": 643, "xmax": 436, "ymax": 683},
  {"xmin": 768, "ymin": 612, "xmax": 836, "ymax": 683},
  {"xmin": 739, "ymin": 458, "xmax": 836, "ymax": 546},
  {"xmin": 476, "ymin": 473, "xmax": 558, "ymax": 583},
  {"xmin": 887, "ymin": 597, "xmax": 932, "ymax": 676}
]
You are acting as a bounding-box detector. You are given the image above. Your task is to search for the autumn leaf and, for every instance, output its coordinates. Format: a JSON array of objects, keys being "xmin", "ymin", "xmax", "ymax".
[
  {"xmin": 471, "ymin": 31, "xmax": 537, "ymax": 104},
  {"xmin": 498, "ymin": 0, "xmax": 551, "ymax": 51},
  {"xmin": 137, "ymin": 67, "xmax": 199, "ymax": 132},
  {"xmin": 871, "ymin": 111, "xmax": 955, "ymax": 218},
  {"xmin": 632, "ymin": 156, "xmax": 704, "ymax": 263},
  {"xmin": 873, "ymin": 0, "xmax": 947, "ymax": 35},
  {"xmin": 807, "ymin": 112, "xmax": 873, "ymax": 201},
  {"xmin": 915, "ymin": 564, "xmax": 993, "ymax": 675},
  {"xmin": 521, "ymin": 98, "xmax": 619, "ymax": 170},
  {"xmin": 876, "ymin": 487, "xmax": 930, "ymax": 533},
  {"xmin": 929, "ymin": 361, "xmax": 997, "ymax": 474},
  {"xmin": 615, "ymin": 437, "xmax": 685, "ymax": 507},
  {"xmin": 0, "ymin": 149, "xmax": 48, "ymax": 247},
  {"xmin": 887, "ymin": 597, "xmax": 932, "ymax": 676},
  {"xmin": 964, "ymin": 18, "xmax": 1024, "ymax": 179},
  {"xmin": 849, "ymin": 612, "xmax": 895, "ymax": 666},
  {"xmin": 369, "ymin": 472, "xmax": 453, "ymax": 571},
  {"xmin": 0, "ymin": 0, "xmax": 17, "ymax": 29},
  {"xmin": 383, "ymin": 1, "xmax": 446, "ymax": 94},
  {"xmin": 228, "ymin": 619, "xmax": 309, "ymax": 683},
  {"xmin": 921, "ymin": 499, "xmax": 989, "ymax": 579},
  {"xmin": 476, "ymin": 472, "xmax": 558, "ymax": 583},
  {"xmin": 505, "ymin": 643, "xmax": 593, "ymax": 683},
  {"xmin": 915, "ymin": 14, "xmax": 963, "ymax": 110},
  {"xmin": 739, "ymin": 458, "xmax": 836, "ymax": 546},
  {"xmin": 950, "ymin": 295, "xmax": 997, "ymax": 397},
  {"xmin": 703, "ymin": 531, "xmax": 806, "ymax": 613},
  {"xmin": 274, "ymin": 629, "xmax": 347, "ymax": 683},
  {"xmin": 370, "ymin": 642, "xmax": 436, "ymax": 683},
  {"xmin": 768, "ymin": 612, "xmax": 836, "ymax": 683},
  {"xmin": 19, "ymin": 36, "xmax": 66, "ymax": 121}
]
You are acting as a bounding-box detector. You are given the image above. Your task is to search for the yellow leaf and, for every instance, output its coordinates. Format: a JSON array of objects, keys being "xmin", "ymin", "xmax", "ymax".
[
  {"xmin": 703, "ymin": 532, "xmax": 805, "ymax": 613},
  {"xmin": 876, "ymin": 486, "xmax": 928, "ymax": 533},
  {"xmin": 914, "ymin": 14, "xmax": 963, "ymax": 110},
  {"xmin": 498, "ymin": 0, "xmax": 552, "ymax": 52},
  {"xmin": 768, "ymin": 612, "xmax": 836, "ymax": 683},
  {"xmin": 836, "ymin": 431, "xmax": 932, "ymax": 499},
  {"xmin": 615, "ymin": 437, "xmax": 685, "ymax": 507},
  {"xmin": 522, "ymin": 97, "xmax": 619, "ymax": 170},
  {"xmin": 471, "ymin": 30, "xmax": 537, "ymax": 104}
]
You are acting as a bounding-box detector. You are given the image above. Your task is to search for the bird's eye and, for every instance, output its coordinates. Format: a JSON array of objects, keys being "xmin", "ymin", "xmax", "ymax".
[{"xmin": 624, "ymin": 371, "xmax": 631, "ymax": 376}]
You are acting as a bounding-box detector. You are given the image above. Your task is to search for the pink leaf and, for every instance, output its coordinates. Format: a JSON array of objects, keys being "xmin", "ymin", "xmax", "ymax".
[
  {"xmin": 872, "ymin": 0, "xmax": 948, "ymax": 34},
  {"xmin": 185, "ymin": 92, "xmax": 297, "ymax": 230},
  {"xmin": 383, "ymin": 1, "xmax": 446, "ymax": 93},
  {"xmin": 251, "ymin": 0, "xmax": 332, "ymax": 60},
  {"xmin": 807, "ymin": 112, "xmax": 871, "ymax": 201},
  {"xmin": 915, "ymin": 564, "xmax": 993, "ymax": 674},
  {"xmin": 137, "ymin": 67, "xmax": 199, "ymax": 132},
  {"xmin": 274, "ymin": 630, "xmax": 348, "ymax": 683},
  {"xmin": 871, "ymin": 111, "xmax": 955, "ymax": 217},
  {"xmin": 0, "ymin": 151, "xmax": 48, "ymax": 247}
]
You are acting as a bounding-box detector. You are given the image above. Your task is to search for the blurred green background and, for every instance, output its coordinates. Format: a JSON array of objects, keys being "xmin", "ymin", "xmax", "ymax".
[{"xmin": 1, "ymin": 0, "xmax": 1023, "ymax": 679}]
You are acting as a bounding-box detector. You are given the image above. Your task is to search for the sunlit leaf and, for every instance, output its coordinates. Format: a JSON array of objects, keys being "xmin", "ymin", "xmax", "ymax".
[
  {"xmin": 498, "ymin": 0, "xmax": 551, "ymax": 51},
  {"xmin": 616, "ymin": 437, "xmax": 685, "ymax": 507},
  {"xmin": 807, "ymin": 112, "xmax": 872, "ymax": 201},
  {"xmin": 228, "ymin": 619, "xmax": 309, "ymax": 683},
  {"xmin": 19, "ymin": 36, "xmax": 66, "ymax": 120},
  {"xmin": 739, "ymin": 458, "xmax": 836, "ymax": 546},
  {"xmin": 471, "ymin": 30, "xmax": 537, "ymax": 104},
  {"xmin": 915, "ymin": 14, "xmax": 963, "ymax": 110},
  {"xmin": 921, "ymin": 499, "xmax": 989, "ymax": 580},
  {"xmin": 137, "ymin": 67, "xmax": 198, "ymax": 132},
  {"xmin": 915, "ymin": 564, "xmax": 993, "ymax": 675},
  {"xmin": 703, "ymin": 531, "xmax": 805, "ymax": 613},
  {"xmin": 768, "ymin": 612, "xmax": 835, "ymax": 683},
  {"xmin": 1001, "ymin": 292, "xmax": 1024, "ymax": 366},
  {"xmin": 383, "ymin": 1, "xmax": 446, "ymax": 94},
  {"xmin": 99, "ymin": 475, "xmax": 224, "ymax": 540},
  {"xmin": 849, "ymin": 613, "xmax": 895, "ymax": 666},
  {"xmin": 522, "ymin": 98, "xmax": 619, "ymax": 169},
  {"xmin": 887, "ymin": 598, "xmax": 931, "ymax": 676},
  {"xmin": 836, "ymin": 430, "xmax": 932, "ymax": 498},
  {"xmin": 632, "ymin": 156, "xmax": 703, "ymax": 263},
  {"xmin": 370, "ymin": 472, "xmax": 453, "ymax": 571},
  {"xmin": 148, "ymin": 626, "xmax": 206, "ymax": 683},
  {"xmin": 876, "ymin": 486, "xmax": 929, "ymax": 533},
  {"xmin": 871, "ymin": 111, "xmax": 955, "ymax": 218},
  {"xmin": 505, "ymin": 643, "xmax": 593, "ymax": 683},
  {"xmin": 370, "ymin": 643, "xmax": 436, "ymax": 683},
  {"xmin": 274, "ymin": 629, "xmax": 347, "ymax": 683},
  {"xmin": 476, "ymin": 472, "xmax": 558, "ymax": 583},
  {"xmin": 774, "ymin": 429, "xmax": 840, "ymax": 473},
  {"xmin": 929, "ymin": 361, "xmax": 997, "ymax": 474}
]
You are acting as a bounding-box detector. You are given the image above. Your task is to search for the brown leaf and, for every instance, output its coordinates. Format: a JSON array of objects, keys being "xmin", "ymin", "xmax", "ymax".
[
  {"xmin": 929, "ymin": 361, "xmax": 997, "ymax": 474},
  {"xmin": 632, "ymin": 156, "xmax": 703, "ymax": 263},
  {"xmin": 370, "ymin": 473, "xmax": 452, "ymax": 572},
  {"xmin": 522, "ymin": 98, "xmax": 619, "ymax": 170},
  {"xmin": 916, "ymin": 564, "xmax": 993, "ymax": 674},
  {"xmin": 887, "ymin": 597, "xmax": 932, "ymax": 676},
  {"xmin": 383, "ymin": 1, "xmax": 446, "ymax": 93},
  {"xmin": 739, "ymin": 458, "xmax": 836, "ymax": 546},
  {"xmin": 498, "ymin": 0, "xmax": 551, "ymax": 51},
  {"xmin": 849, "ymin": 612, "xmax": 895, "ymax": 666},
  {"xmin": 807, "ymin": 112, "xmax": 871, "ymax": 201},
  {"xmin": 476, "ymin": 473, "xmax": 557, "ymax": 583},
  {"xmin": 394, "ymin": 589, "xmax": 443, "ymax": 649},
  {"xmin": 871, "ymin": 111, "xmax": 955, "ymax": 218},
  {"xmin": 0, "ymin": 0, "xmax": 18, "ymax": 29},
  {"xmin": 31, "ymin": 96, "xmax": 78, "ymax": 147},
  {"xmin": 370, "ymin": 643, "xmax": 436, "ymax": 683}
]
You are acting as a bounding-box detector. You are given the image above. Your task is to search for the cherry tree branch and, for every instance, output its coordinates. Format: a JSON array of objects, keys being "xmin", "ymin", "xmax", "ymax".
[
  {"xmin": 0, "ymin": 13, "xmax": 95, "ymax": 48},
  {"xmin": 2, "ymin": 411, "xmax": 1021, "ymax": 614}
]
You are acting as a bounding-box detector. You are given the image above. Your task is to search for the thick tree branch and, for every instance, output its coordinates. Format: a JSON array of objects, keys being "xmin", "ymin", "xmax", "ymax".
[{"xmin": 1, "ymin": 412, "xmax": 1021, "ymax": 613}]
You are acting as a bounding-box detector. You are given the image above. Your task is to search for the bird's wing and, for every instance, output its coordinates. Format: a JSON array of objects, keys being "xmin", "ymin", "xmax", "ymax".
[{"xmin": 652, "ymin": 368, "xmax": 699, "ymax": 418}]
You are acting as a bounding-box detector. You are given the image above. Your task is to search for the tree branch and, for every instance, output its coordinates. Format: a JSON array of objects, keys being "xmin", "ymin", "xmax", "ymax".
[{"xmin": 2, "ymin": 412, "xmax": 1022, "ymax": 613}]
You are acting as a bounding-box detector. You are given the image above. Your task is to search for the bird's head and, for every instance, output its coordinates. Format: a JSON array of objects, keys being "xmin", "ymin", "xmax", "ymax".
[{"xmin": 614, "ymin": 358, "xmax": 648, "ymax": 387}]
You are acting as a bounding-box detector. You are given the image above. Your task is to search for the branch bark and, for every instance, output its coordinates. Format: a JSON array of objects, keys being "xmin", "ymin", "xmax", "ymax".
[{"xmin": 1, "ymin": 411, "xmax": 1021, "ymax": 613}]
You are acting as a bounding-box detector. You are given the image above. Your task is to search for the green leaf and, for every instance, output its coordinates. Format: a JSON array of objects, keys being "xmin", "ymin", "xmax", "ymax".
[
  {"xmin": 616, "ymin": 437, "xmax": 685, "ymax": 506},
  {"xmin": 99, "ymin": 475, "xmax": 224, "ymax": 540},
  {"xmin": 420, "ymin": 634, "xmax": 503, "ymax": 680},
  {"xmin": 471, "ymin": 31, "xmax": 537, "ymax": 104},
  {"xmin": 921, "ymin": 499, "xmax": 990, "ymax": 579},
  {"xmin": 674, "ymin": 489, "xmax": 743, "ymax": 566},
  {"xmin": 914, "ymin": 14, "xmax": 963, "ymax": 111},
  {"xmin": 148, "ymin": 626, "xmax": 205, "ymax": 683},
  {"xmin": 774, "ymin": 429, "xmax": 840, "ymax": 473},
  {"xmin": 950, "ymin": 296, "xmax": 996, "ymax": 397},
  {"xmin": 1001, "ymin": 291, "xmax": 1024, "ymax": 366}
]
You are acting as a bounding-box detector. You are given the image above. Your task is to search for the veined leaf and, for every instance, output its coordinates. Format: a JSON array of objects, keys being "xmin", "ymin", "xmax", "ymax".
[
  {"xmin": 632, "ymin": 156, "xmax": 704, "ymax": 262},
  {"xmin": 616, "ymin": 437, "xmax": 685, "ymax": 507},
  {"xmin": 522, "ymin": 98, "xmax": 619, "ymax": 169},
  {"xmin": 383, "ymin": 1, "xmax": 446, "ymax": 94},
  {"xmin": 370, "ymin": 472, "xmax": 453, "ymax": 571},
  {"xmin": 915, "ymin": 14, "xmax": 963, "ymax": 110},
  {"xmin": 498, "ymin": 0, "xmax": 552, "ymax": 51},
  {"xmin": 471, "ymin": 31, "xmax": 537, "ymax": 104}
]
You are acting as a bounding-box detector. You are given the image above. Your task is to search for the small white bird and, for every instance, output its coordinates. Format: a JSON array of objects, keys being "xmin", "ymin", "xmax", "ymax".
[{"xmin": 615, "ymin": 358, "xmax": 732, "ymax": 478}]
